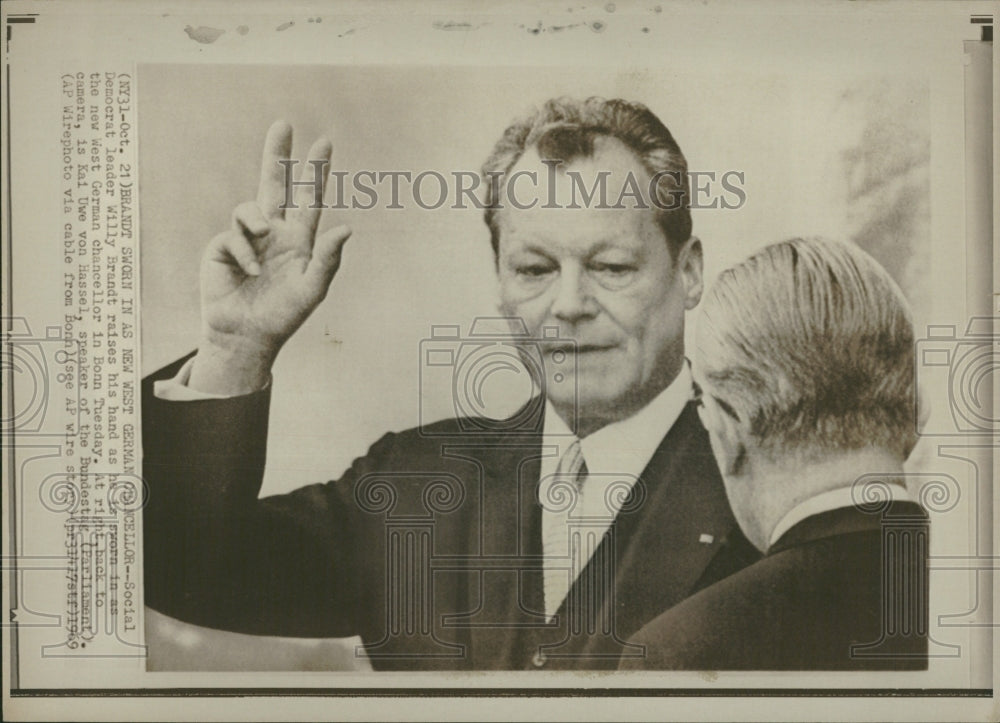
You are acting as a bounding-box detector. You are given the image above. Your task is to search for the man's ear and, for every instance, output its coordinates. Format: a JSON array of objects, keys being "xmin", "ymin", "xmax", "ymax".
[
  {"xmin": 698, "ymin": 396, "xmax": 747, "ymax": 477},
  {"xmin": 678, "ymin": 236, "xmax": 704, "ymax": 311}
]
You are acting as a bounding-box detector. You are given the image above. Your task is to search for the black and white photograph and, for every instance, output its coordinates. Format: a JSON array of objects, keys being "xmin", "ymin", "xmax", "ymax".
[
  {"xmin": 139, "ymin": 64, "xmax": 939, "ymax": 673},
  {"xmin": 1, "ymin": 1, "xmax": 995, "ymax": 720}
]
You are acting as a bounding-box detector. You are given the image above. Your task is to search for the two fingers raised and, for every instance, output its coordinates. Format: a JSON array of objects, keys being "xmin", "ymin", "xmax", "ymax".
[
  {"xmin": 257, "ymin": 120, "xmax": 332, "ymax": 234},
  {"xmin": 213, "ymin": 121, "xmax": 346, "ymax": 280}
]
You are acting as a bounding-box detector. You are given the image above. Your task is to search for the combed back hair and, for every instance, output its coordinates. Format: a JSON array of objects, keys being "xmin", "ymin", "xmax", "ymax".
[
  {"xmin": 695, "ymin": 237, "xmax": 917, "ymax": 461},
  {"xmin": 481, "ymin": 96, "xmax": 692, "ymax": 259}
]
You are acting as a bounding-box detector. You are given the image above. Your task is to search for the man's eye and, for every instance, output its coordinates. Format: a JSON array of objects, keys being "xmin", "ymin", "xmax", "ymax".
[
  {"xmin": 592, "ymin": 263, "xmax": 636, "ymax": 276},
  {"xmin": 516, "ymin": 265, "xmax": 554, "ymax": 278}
]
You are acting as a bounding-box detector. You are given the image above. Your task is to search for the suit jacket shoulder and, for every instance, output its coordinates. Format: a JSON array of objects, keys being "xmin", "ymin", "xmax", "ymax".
[{"xmin": 621, "ymin": 502, "xmax": 929, "ymax": 671}]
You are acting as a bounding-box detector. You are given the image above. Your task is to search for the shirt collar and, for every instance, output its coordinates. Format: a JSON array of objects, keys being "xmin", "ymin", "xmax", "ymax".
[
  {"xmin": 542, "ymin": 363, "xmax": 694, "ymax": 480},
  {"xmin": 768, "ymin": 483, "xmax": 914, "ymax": 549}
]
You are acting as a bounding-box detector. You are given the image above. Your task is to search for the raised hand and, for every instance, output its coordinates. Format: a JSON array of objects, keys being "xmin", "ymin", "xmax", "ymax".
[{"xmin": 189, "ymin": 121, "xmax": 352, "ymax": 395}]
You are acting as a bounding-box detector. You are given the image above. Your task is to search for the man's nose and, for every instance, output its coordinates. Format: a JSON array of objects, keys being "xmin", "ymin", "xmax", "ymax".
[{"xmin": 550, "ymin": 265, "xmax": 597, "ymax": 322}]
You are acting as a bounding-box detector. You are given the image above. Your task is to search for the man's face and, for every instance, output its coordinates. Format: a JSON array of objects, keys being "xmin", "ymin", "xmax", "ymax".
[{"xmin": 495, "ymin": 137, "xmax": 702, "ymax": 432}]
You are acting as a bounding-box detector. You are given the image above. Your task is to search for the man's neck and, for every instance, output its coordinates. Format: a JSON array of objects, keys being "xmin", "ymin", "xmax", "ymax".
[
  {"xmin": 741, "ymin": 447, "xmax": 905, "ymax": 550},
  {"xmin": 549, "ymin": 364, "xmax": 687, "ymax": 439}
]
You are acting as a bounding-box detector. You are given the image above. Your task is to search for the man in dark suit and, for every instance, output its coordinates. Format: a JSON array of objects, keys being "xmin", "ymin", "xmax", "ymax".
[
  {"xmin": 620, "ymin": 237, "xmax": 929, "ymax": 671},
  {"xmin": 143, "ymin": 97, "xmax": 760, "ymax": 670}
]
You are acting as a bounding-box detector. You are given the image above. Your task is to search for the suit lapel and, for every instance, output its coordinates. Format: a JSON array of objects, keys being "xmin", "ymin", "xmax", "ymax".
[
  {"xmin": 558, "ymin": 403, "xmax": 742, "ymax": 639},
  {"xmin": 455, "ymin": 400, "xmax": 747, "ymax": 666}
]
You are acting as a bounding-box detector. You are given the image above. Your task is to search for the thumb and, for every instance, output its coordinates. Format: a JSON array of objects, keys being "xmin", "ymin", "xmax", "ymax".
[{"xmin": 304, "ymin": 224, "xmax": 353, "ymax": 295}]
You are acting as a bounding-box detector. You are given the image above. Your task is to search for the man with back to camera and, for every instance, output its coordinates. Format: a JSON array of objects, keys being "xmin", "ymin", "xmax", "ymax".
[
  {"xmin": 620, "ymin": 236, "xmax": 930, "ymax": 670},
  {"xmin": 142, "ymin": 97, "xmax": 761, "ymax": 670}
]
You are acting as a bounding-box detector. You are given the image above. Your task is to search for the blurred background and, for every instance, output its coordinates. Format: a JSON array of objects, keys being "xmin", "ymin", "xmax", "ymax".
[{"xmin": 139, "ymin": 63, "xmax": 930, "ymax": 671}]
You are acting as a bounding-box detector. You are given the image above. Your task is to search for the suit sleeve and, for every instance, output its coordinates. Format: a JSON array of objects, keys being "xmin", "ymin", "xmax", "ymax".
[{"xmin": 142, "ymin": 353, "xmax": 395, "ymax": 638}]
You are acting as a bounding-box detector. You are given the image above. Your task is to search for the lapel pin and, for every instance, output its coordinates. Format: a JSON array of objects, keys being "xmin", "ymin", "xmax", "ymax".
[{"xmin": 699, "ymin": 533, "xmax": 714, "ymax": 544}]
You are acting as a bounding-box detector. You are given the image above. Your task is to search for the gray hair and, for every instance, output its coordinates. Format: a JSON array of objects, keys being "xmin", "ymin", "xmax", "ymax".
[
  {"xmin": 481, "ymin": 96, "xmax": 692, "ymax": 259},
  {"xmin": 695, "ymin": 237, "xmax": 917, "ymax": 460}
]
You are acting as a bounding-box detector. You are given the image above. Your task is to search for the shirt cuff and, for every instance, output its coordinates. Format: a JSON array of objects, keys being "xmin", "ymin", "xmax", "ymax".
[{"xmin": 152, "ymin": 357, "xmax": 271, "ymax": 400}]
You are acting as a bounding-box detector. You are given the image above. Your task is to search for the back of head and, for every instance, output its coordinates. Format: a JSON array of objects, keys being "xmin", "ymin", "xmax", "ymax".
[{"xmin": 696, "ymin": 237, "xmax": 917, "ymax": 462}]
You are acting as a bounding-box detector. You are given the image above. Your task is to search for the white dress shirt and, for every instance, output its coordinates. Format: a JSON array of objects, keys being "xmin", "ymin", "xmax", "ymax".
[
  {"xmin": 537, "ymin": 364, "xmax": 693, "ymax": 615},
  {"xmin": 539, "ymin": 363, "xmax": 693, "ymax": 519},
  {"xmin": 153, "ymin": 356, "xmax": 233, "ymax": 401}
]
